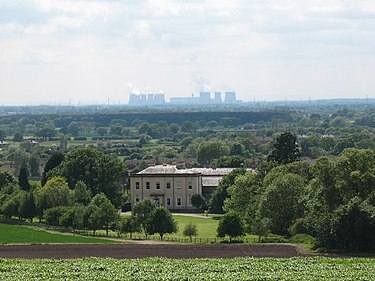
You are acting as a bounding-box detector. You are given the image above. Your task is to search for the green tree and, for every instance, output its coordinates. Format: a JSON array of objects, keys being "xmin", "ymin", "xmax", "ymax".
[
  {"xmin": 47, "ymin": 147, "xmax": 125, "ymax": 206},
  {"xmin": 224, "ymin": 172, "xmax": 262, "ymax": 227},
  {"xmin": 41, "ymin": 152, "xmax": 65, "ymax": 186},
  {"xmin": 252, "ymin": 217, "xmax": 271, "ymax": 242},
  {"xmin": 116, "ymin": 216, "xmax": 141, "ymax": 239},
  {"xmin": 183, "ymin": 222, "xmax": 198, "ymax": 242},
  {"xmin": 18, "ymin": 166, "xmax": 30, "ymax": 191},
  {"xmin": 217, "ymin": 212, "xmax": 245, "ymax": 242},
  {"xmin": 197, "ymin": 141, "xmax": 230, "ymax": 164},
  {"xmin": 73, "ymin": 181, "xmax": 92, "ymax": 205},
  {"xmin": 0, "ymin": 171, "xmax": 17, "ymax": 189},
  {"xmin": 132, "ymin": 199, "xmax": 157, "ymax": 239},
  {"xmin": 209, "ymin": 168, "xmax": 247, "ymax": 214},
  {"xmin": 191, "ymin": 194, "xmax": 206, "ymax": 212},
  {"xmin": 13, "ymin": 132, "xmax": 24, "ymax": 142},
  {"xmin": 33, "ymin": 177, "xmax": 74, "ymax": 221},
  {"xmin": 96, "ymin": 127, "xmax": 107, "ymax": 136},
  {"xmin": 148, "ymin": 206, "xmax": 178, "ymax": 240},
  {"xmin": 259, "ymin": 173, "xmax": 306, "ymax": 236},
  {"xmin": 267, "ymin": 132, "xmax": 300, "ymax": 164},
  {"xmin": 18, "ymin": 191, "xmax": 36, "ymax": 222},
  {"xmin": 92, "ymin": 193, "xmax": 119, "ymax": 235},
  {"xmin": 44, "ymin": 206, "xmax": 69, "ymax": 226}
]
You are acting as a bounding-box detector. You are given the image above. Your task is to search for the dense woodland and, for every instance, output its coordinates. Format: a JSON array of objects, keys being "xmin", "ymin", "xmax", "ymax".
[{"xmin": 0, "ymin": 101, "xmax": 374, "ymax": 251}]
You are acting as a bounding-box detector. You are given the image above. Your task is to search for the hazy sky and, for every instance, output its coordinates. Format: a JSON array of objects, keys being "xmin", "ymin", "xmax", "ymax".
[{"xmin": 1, "ymin": 0, "xmax": 375, "ymax": 105}]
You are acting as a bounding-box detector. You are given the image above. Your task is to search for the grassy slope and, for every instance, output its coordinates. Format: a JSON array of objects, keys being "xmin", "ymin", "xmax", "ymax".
[
  {"xmin": 0, "ymin": 223, "xmax": 119, "ymax": 244},
  {"xmin": 164, "ymin": 215, "xmax": 259, "ymax": 240}
]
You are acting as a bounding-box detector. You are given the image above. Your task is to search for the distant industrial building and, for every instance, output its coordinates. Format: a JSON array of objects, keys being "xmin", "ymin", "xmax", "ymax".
[
  {"xmin": 224, "ymin": 92, "xmax": 237, "ymax": 104},
  {"xmin": 169, "ymin": 91, "xmax": 238, "ymax": 105},
  {"xmin": 128, "ymin": 91, "xmax": 238, "ymax": 105},
  {"xmin": 128, "ymin": 93, "xmax": 165, "ymax": 106}
]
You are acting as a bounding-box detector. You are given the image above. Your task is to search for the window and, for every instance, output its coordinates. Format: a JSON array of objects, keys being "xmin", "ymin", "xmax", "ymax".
[
  {"xmin": 135, "ymin": 197, "xmax": 140, "ymax": 204},
  {"xmin": 135, "ymin": 182, "xmax": 140, "ymax": 189},
  {"xmin": 188, "ymin": 182, "xmax": 193, "ymax": 190},
  {"xmin": 176, "ymin": 197, "xmax": 182, "ymax": 207},
  {"xmin": 176, "ymin": 182, "xmax": 182, "ymax": 189},
  {"xmin": 188, "ymin": 195, "xmax": 192, "ymax": 206},
  {"xmin": 156, "ymin": 182, "xmax": 160, "ymax": 190},
  {"xmin": 166, "ymin": 197, "xmax": 171, "ymax": 206},
  {"xmin": 154, "ymin": 198, "xmax": 160, "ymax": 205},
  {"xmin": 146, "ymin": 182, "xmax": 150, "ymax": 189},
  {"xmin": 166, "ymin": 182, "xmax": 171, "ymax": 189}
]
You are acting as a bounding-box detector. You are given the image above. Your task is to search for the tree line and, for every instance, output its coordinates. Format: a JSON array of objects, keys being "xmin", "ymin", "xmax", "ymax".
[{"xmin": 209, "ymin": 134, "xmax": 375, "ymax": 252}]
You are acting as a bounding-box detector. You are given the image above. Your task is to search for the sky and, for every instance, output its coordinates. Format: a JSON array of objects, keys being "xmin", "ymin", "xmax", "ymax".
[{"xmin": 0, "ymin": 0, "xmax": 375, "ymax": 105}]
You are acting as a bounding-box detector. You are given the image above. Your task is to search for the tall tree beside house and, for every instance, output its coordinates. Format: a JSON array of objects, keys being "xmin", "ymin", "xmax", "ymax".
[
  {"xmin": 267, "ymin": 132, "xmax": 300, "ymax": 164},
  {"xmin": 132, "ymin": 199, "xmax": 157, "ymax": 239},
  {"xmin": 18, "ymin": 166, "xmax": 30, "ymax": 191},
  {"xmin": 191, "ymin": 194, "xmax": 206, "ymax": 212},
  {"xmin": 147, "ymin": 206, "xmax": 178, "ymax": 240},
  {"xmin": 41, "ymin": 152, "xmax": 65, "ymax": 186},
  {"xmin": 209, "ymin": 168, "xmax": 247, "ymax": 214},
  {"xmin": 46, "ymin": 147, "xmax": 125, "ymax": 206}
]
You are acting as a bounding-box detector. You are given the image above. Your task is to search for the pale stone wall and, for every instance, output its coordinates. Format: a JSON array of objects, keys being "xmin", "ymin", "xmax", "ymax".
[{"xmin": 130, "ymin": 175, "xmax": 202, "ymax": 211}]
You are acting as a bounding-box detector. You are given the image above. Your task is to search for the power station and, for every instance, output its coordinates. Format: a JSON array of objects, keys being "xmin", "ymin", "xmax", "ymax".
[{"xmin": 129, "ymin": 91, "xmax": 238, "ymax": 105}]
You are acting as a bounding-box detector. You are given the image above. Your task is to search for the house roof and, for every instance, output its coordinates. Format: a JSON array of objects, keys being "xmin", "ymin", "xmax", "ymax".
[
  {"xmin": 137, "ymin": 165, "xmax": 199, "ymax": 175},
  {"xmin": 136, "ymin": 165, "xmax": 254, "ymax": 176},
  {"xmin": 202, "ymin": 177, "xmax": 222, "ymax": 187}
]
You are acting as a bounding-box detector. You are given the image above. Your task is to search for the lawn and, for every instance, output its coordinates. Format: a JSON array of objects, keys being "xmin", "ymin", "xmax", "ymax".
[
  {"xmin": 0, "ymin": 223, "xmax": 119, "ymax": 244},
  {"xmin": 0, "ymin": 257, "xmax": 373, "ymax": 280}
]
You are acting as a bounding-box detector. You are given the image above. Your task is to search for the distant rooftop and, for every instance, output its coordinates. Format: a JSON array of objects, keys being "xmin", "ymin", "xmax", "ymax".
[{"xmin": 136, "ymin": 165, "xmax": 253, "ymax": 176}]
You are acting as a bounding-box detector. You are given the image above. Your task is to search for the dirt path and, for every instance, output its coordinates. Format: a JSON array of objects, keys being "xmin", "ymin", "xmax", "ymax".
[{"xmin": 0, "ymin": 244, "xmax": 313, "ymax": 259}]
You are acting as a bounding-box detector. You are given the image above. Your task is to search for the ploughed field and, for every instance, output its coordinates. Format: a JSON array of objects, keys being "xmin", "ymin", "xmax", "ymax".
[
  {"xmin": 0, "ymin": 244, "xmax": 311, "ymax": 259},
  {"xmin": 0, "ymin": 257, "xmax": 373, "ymax": 280}
]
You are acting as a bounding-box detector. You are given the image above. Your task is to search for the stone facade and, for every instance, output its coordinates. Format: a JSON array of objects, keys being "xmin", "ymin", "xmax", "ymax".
[{"xmin": 130, "ymin": 165, "xmax": 253, "ymax": 211}]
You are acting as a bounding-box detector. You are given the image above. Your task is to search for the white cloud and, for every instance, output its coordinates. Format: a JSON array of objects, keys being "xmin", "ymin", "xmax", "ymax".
[{"xmin": 0, "ymin": 0, "xmax": 375, "ymax": 104}]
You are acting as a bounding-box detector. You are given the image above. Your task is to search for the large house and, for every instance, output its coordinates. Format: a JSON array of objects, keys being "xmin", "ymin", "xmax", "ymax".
[{"xmin": 130, "ymin": 165, "xmax": 252, "ymax": 211}]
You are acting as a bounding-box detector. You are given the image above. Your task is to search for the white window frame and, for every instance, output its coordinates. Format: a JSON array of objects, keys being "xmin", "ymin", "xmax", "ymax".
[
  {"xmin": 146, "ymin": 182, "xmax": 150, "ymax": 189},
  {"xmin": 176, "ymin": 197, "xmax": 182, "ymax": 207},
  {"xmin": 188, "ymin": 182, "xmax": 193, "ymax": 190},
  {"xmin": 166, "ymin": 182, "xmax": 171, "ymax": 189},
  {"xmin": 188, "ymin": 195, "xmax": 192, "ymax": 206},
  {"xmin": 166, "ymin": 197, "xmax": 171, "ymax": 206},
  {"xmin": 135, "ymin": 182, "xmax": 140, "ymax": 189},
  {"xmin": 176, "ymin": 182, "xmax": 182, "ymax": 189},
  {"xmin": 156, "ymin": 182, "xmax": 161, "ymax": 190}
]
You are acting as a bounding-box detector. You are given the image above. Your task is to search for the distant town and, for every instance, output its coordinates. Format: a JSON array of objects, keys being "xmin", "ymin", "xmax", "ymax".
[{"xmin": 128, "ymin": 91, "xmax": 239, "ymax": 106}]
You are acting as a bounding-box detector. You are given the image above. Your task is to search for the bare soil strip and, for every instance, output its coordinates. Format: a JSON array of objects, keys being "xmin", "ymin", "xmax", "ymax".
[{"xmin": 0, "ymin": 244, "xmax": 313, "ymax": 259}]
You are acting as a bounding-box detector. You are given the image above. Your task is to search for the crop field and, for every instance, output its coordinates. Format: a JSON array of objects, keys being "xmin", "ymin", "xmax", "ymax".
[
  {"xmin": 0, "ymin": 223, "xmax": 118, "ymax": 244},
  {"xmin": 0, "ymin": 257, "xmax": 373, "ymax": 280}
]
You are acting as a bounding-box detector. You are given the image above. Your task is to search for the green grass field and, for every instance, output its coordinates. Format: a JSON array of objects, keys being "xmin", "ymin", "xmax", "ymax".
[
  {"xmin": 0, "ymin": 223, "xmax": 119, "ymax": 244},
  {"xmin": 0, "ymin": 257, "xmax": 373, "ymax": 280}
]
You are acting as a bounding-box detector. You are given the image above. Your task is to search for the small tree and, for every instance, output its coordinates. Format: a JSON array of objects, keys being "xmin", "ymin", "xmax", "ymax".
[
  {"xmin": 217, "ymin": 212, "xmax": 245, "ymax": 242},
  {"xmin": 116, "ymin": 216, "xmax": 141, "ymax": 239},
  {"xmin": 191, "ymin": 194, "xmax": 206, "ymax": 212},
  {"xmin": 18, "ymin": 191, "xmax": 36, "ymax": 222},
  {"xmin": 183, "ymin": 222, "xmax": 198, "ymax": 242},
  {"xmin": 73, "ymin": 181, "xmax": 92, "ymax": 205},
  {"xmin": 268, "ymin": 132, "xmax": 300, "ymax": 164},
  {"xmin": 252, "ymin": 217, "xmax": 270, "ymax": 242},
  {"xmin": 91, "ymin": 193, "xmax": 119, "ymax": 235},
  {"xmin": 148, "ymin": 206, "xmax": 178, "ymax": 240},
  {"xmin": 132, "ymin": 199, "xmax": 157, "ymax": 239}
]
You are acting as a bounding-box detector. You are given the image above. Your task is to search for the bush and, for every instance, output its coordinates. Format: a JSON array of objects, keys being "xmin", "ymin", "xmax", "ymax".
[
  {"xmin": 289, "ymin": 234, "xmax": 316, "ymax": 248},
  {"xmin": 44, "ymin": 206, "xmax": 69, "ymax": 226}
]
